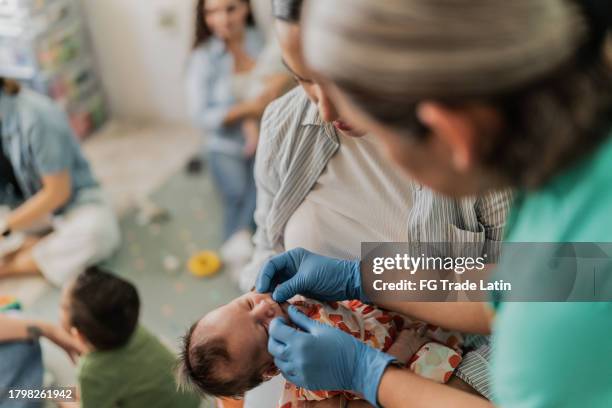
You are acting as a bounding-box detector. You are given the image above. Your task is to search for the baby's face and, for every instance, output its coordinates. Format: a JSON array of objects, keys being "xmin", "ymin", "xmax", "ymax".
[{"xmin": 192, "ymin": 292, "xmax": 287, "ymax": 375}]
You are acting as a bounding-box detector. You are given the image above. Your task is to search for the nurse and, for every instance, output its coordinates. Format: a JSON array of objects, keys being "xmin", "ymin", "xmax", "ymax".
[
  {"xmin": 258, "ymin": 0, "xmax": 612, "ymax": 407},
  {"xmin": 0, "ymin": 78, "xmax": 120, "ymax": 286}
]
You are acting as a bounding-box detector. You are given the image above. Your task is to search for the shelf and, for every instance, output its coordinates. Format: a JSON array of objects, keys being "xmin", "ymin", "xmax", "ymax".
[
  {"xmin": 0, "ymin": 0, "xmax": 107, "ymax": 138},
  {"xmin": 0, "ymin": 63, "xmax": 34, "ymax": 78}
]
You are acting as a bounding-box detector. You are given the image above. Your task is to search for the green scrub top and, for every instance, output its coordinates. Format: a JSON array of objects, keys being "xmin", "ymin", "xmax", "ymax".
[{"xmin": 491, "ymin": 135, "xmax": 612, "ymax": 407}]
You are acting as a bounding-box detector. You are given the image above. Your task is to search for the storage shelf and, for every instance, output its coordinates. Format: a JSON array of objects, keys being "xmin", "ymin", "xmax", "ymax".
[{"xmin": 0, "ymin": 0, "xmax": 107, "ymax": 139}]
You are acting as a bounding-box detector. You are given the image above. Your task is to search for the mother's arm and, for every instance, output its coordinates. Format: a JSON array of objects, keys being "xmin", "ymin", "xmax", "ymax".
[
  {"xmin": 374, "ymin": 190, "xmax": 513, "ymax": 403},
  {"xmin": 374, "ymin": 189, "xmax": 513, "ymax": 333},
  {"xmin": 378, "ymin": 367, "xmax": 493, "ymax": 408},
  {"xmin": 376, "ymin": 298, "xmax": 493, "ymax": 334}
]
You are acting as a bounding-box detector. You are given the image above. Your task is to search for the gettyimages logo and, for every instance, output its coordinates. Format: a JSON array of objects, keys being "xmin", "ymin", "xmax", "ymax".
[
  {"xmin": 372, "ymin": 253, "xmax": 487, "ymax": 275},
  {"xmin": 361, "ymin": 242, "xmax": 612, "ymax": 302}
]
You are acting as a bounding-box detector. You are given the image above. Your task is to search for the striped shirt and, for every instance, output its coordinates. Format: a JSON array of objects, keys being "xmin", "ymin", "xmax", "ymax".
[{"xmin": 242, "ymin": 86, "xmax": 513, "ymax": 398}]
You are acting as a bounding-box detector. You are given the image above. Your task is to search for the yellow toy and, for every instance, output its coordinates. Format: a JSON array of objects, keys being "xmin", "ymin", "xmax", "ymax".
[{"xmin": 188, "ymin": 251, "xmax": 222, "ymax": 277}]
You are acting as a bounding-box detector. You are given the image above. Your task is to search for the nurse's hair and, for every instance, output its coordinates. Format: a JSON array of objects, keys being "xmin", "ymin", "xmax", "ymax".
[
  {"xmin": 193, "ymin": 0, "xmax": 255, "ymax": 49},
  {"xmin": 304, "ymin": 0, "xmax": 612, "ymax": 189},
  {"xmin": 272, "ymin": 0, "xmax": 303, "ymax": 23},
  {"xmin": 0, "ymin": 77, "xmax": 20, "ymax": 95}
]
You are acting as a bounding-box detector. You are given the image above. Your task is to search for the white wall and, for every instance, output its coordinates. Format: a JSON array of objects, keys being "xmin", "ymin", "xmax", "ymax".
[{"xmin": 79, "ymin": 0, "xmax": 195, "ymax": 123}]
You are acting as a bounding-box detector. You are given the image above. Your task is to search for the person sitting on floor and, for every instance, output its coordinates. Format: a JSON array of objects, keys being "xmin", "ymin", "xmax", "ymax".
[
  {"xmin": 59, "ymin": 267, "xmax": 201, "ymax": 408},
  {"xmin": 0, "ymin": 78, "xmax": 120, "ymax": 287},
  {"xmin": 0, "ymin": 313, "xmax": 83, "ymax": 408}
]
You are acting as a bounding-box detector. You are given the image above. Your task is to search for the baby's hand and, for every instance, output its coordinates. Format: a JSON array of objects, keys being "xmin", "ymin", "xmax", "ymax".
[{"xmin": 386, "ymin": 329, "xmax": 429, "ymax": 366}]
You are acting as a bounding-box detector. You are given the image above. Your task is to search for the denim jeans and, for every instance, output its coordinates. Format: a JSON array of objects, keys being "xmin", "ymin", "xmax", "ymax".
[
  {"xmin": 208, "ymin": 152, "xmax": 256, "ymax": 240},
  {"xmin": 0, "ymin": 341, "xmax": 43, "ymax": 408}
]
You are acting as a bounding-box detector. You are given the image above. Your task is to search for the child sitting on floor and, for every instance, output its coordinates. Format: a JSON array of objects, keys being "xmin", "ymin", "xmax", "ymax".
[
  {"xmin": 178, "ymin": 292, "xmax": 464, "ymax": 407},
  {"xmin": 59, "ymin": 267, "xmax": 201, "ymax": 408}
]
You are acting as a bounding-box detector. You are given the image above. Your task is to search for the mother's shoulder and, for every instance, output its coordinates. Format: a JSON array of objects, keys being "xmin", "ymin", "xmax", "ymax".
[{"xmin": 260, "ymin": 86, "xmax": 313, "ymax": 144}]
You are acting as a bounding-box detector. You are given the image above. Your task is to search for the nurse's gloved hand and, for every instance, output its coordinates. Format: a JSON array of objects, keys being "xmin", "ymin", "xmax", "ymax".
[
  {"xmin": 256, "ymin": 248, "xmax": 368, "ymax": 303},
  {"xmin": 268, "ymin": 306, "xmax": 395, "ymax": 408}
]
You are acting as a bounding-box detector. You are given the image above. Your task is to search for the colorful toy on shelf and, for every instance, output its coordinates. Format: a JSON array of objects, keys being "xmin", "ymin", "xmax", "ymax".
[
  {"xmin": 188, "ymin": 251, "xmax": 222, "ymax": 278},
  {"xmin": 38, "ymin": 32, "xmax": 81, "ymax": 72},
  {"xmin": 0, "ymin": 295, "xmax": 22, "ymax": 312}
]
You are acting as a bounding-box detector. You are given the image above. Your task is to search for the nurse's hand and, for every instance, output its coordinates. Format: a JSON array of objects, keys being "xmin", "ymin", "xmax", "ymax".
[
  {"xmin": 268, "ymin": 306, "xmax": 395, "ymax": 408},
  {"xmin": 256, "ymin": 248, "xmax": 367, "ymax": 303}
]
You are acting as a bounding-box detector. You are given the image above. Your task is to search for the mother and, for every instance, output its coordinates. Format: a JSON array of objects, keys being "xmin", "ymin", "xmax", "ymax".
[
  {"xmin": 259, "ymin": 0, "xmax": 612, "ymax": 407},
  {"xmin": 241, "ymin": 0, "xmax": 512, "ymax": 405}
]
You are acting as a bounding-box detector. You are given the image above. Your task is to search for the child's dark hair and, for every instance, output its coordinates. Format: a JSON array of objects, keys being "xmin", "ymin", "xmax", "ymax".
[
  {"xmin": 177, "ymin": 321, "xmax": 267, "ymax": 398},
  {"xmin": 68, "ymin": 266, "xmax": 140, "ymax": 351},
  {"xmin": 193, "ymin": 0, "xmax": 255, "ymax": 49}
]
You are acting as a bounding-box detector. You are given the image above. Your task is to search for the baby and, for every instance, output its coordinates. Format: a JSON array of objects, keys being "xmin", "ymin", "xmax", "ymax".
[{"xmin": 178, "ymin": 292, "xmax": 463, "ymax": 406}]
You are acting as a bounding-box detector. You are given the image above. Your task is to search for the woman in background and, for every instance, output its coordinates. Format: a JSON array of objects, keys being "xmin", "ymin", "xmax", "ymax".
[
  {"xmin": 186, "ymin": 0, "xmax": 288, "ymax": 264},
  {"xmin": 0, "ymin": 78, "xmax": 120, "ymax": 286},
  {"xmin": 186, "ymin": 0, "xmax": 261, "ymax": 243}
]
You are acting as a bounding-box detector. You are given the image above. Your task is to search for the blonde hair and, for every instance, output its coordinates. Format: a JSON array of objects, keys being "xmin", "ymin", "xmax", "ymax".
[{"xmin": 303, "ymin": 0, "xmax": 612, "ymax": 188}]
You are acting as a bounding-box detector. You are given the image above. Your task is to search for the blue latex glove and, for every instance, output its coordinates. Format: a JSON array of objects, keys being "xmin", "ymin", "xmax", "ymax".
[
  {"xmin": 268, "ymin": 306, "xmax": 395, "ymax": 407},
  {"xmin": 256, "ymin": 247, "xmax": 368, "ymax": 303}
]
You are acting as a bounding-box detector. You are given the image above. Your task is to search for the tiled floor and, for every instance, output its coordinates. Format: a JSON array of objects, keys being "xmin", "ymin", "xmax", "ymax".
[{"xmin": 82, "ymin": 121, "xmax": 202, "ymax": 214}]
